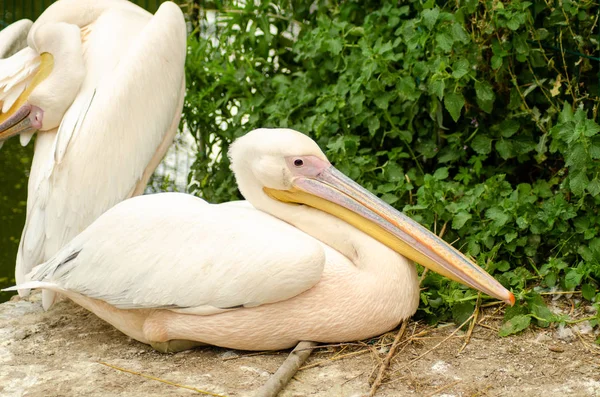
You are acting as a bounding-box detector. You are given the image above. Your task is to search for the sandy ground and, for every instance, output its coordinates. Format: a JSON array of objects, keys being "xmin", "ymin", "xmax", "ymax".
[{"xmin": 1, "ymin": 293, "xmax": 599, "ymax": 397}]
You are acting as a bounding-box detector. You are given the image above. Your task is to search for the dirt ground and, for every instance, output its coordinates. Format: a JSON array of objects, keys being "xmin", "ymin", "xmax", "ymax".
[{"xmin": 1, "ymin": 293, "xmax": 599, "ymax": 397}]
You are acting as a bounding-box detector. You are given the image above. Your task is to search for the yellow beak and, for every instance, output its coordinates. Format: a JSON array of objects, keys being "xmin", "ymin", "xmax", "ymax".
[
  {"xmin": 0, "ymin": 53, "xmax": 53, "ymax": 141},
  {"xmin": 265, "ymin": 165, "xmax": 515, "ymax": 306}
]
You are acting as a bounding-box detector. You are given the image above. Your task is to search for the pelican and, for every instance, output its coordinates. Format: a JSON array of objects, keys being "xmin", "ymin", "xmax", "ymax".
[
  {"xmin": 0, "ymin": 0, "xmax": 186, "ymax": 308},
  {"xmin": 6, "ymin": 128, "xmax": 514, "ymax": 352}
]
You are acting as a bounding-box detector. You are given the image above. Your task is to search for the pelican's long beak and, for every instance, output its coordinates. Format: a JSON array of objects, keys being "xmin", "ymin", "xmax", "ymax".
[
  {"xmin": 265, "ymin": 165, "xmax": 515, "ymax": 306},
  {"xmin": 0, "ymin": 104, "xmax": 36, "ymax": 142},
  {"xmin": 0, "ymin": 53, "xmax": 53, "ymax": 142}
]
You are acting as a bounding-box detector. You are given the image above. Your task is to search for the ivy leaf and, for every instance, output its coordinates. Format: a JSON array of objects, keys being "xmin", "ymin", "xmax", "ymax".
[
  {"xmin": 499, "ymin": 119, "xmax": 520, "ymax": 138},
  {"xmin": 452, "ymin": 211, "xmax": 472, "ymax": 229},
  {"xmin": 475, "ymin": 81, "xmax": 495, "ymax": 113},
  {"xmin": 433, "ymin": 167, "xmax": 449, "ymax": 180},
  {"xmin": 584, "ymin": 119, "xmax": 600, "ymax": 137},
  {"xmin": 491, "ymin": 55, "xmax": 503, "ymax": 70},
  {"xmin": 422, "ymin": 8, "xmax": 440, "ymax": 30},
  {"xmin": 486, "ymin": 207, "xmax": 510, "ymax": 228},
  {"xmin": 496, "ymin": 140, "xmax": 515, "ymax": 159},
  {"xmin": 452, "ymin": 58, "xmax": 470, "ymax": 79},
  {"xmin": 564, "ymin": 269, "xmax": 583, "ymax": 290},
  {"xmin": 471, "ymin": 135, "xmax": 492, "ymax": 154},
  {"xmin": 326, "ymin": 38, "xmax": 343, "ymax": 55},
  {"xmin": 451, "ymin": 23, "xmax": 469, "ymax": 44},
  {"xmin": 452, "ymin": 301, "xmax": 475, "ymax": 327},
  {"xmin": 499, "ymin": 315, "xmax": 531, "ymax": 336},
  {"xmin": 582, "ymin": 284, "xmax": 596, "ymax": 301},
  {"xmin": 587, "ymin": 179, "xmax": 600, "ymax": 196},
  {"xmin": 429, "ymin": 79, "xmax": 445, "ymax": 100},
  {"xmin": 444, "ymin": 92, "xmax": 465, "ymax": 122},
  {"xmin": 569, "ymin": 171, "xmax": 589, "ymax": 197},
  {"xmin": 436, "ymin": 32, "xmax": 454, "ymax": 52}
]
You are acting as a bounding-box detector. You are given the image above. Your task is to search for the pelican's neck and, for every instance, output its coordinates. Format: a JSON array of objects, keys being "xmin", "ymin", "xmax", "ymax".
[{"xmin": 251, "ymin": 187, "xmax": 413, "ymax": 276}]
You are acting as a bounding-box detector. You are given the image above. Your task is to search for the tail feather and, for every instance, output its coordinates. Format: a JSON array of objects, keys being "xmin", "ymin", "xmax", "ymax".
[{"xmin": 2, "ymin": 280, "xmax": 55, "ymax": 292}]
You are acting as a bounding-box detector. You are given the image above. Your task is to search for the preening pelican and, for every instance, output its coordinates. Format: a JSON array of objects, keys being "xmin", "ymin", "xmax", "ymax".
[
  {"xmin": 7, "ymin": 128, "xmax": 515, "ymax": 351},
  {"xmin": 0, "ymin": 0, "xmax": 186, "ymax": 308}
]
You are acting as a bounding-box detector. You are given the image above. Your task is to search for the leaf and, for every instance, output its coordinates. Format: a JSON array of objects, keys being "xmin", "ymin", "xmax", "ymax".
[
  {"xmin": 471, "ymin": 135, "xmax": 492, "ymax": 154},
  {"xmin": 451, "ymin": 23, "xmax": 469, "ymax": 44},
  {"xmin": 526, "ymin": 293, "xmax": 557, "ymax": 324},
  {"xmin": 584, "ymin": 118, "xmax": 600, "ymax": 137},
  {"xmin": 491, "ymin": 55, "xmax": 503, "ymax": 70},
  {"xmin": 496, "ymin": 140, "xmax": 514, "ymax": 159},
  {"xmin": 558, "ymin": 103, "xmax": 574, "ymax": 123},
  {"xmin": 327, "ymin": 37, "xmax": 343, "ymax": 55},
  {"xmin": 486, "ymin": 207, "xmax": 510, "ymax": 227},
  {"xmin": 422, "ymin": 8, "xmax": 440, "ymax": 30},
  {"xmin": 452, "ymin": 58, "xmax": 470, "ymax": 79},
  {"xmin": 499, "ymin": 315, "xmax": 531, "ymax": 336},
  {"xmin": 429, "ymin": 79, "xmax": 445, "ymax": 100},
  {"xmin": 452, "ymin": 301, "xmax": 475, "ymax": 327},
  {"xmin": 581, "ymin": 284, "xmax": 596, "ymax": 301},
  {"xmin": 569, "ymin": 171, "xmax": 589, "ymax": 197},
  {"xmin": 433, "ymin": 167, "xmax": 449, "ymax": 180},
  {"xmin": 565, "ymin": 269, "xmax": 583, "ymax": 290},
  {"xmin": 475, "ymin": 81, "xmax": 495, "ymax": 113},
  {"xmin": 381, "ymin": 193, "xmax": 399, "ymax": 205},
  {"xmin": 452, "ymin": 211, "xmax": 472, "ymax": 229},
  {"xmin": 587, "ymin": 179, "xmax": 600, "ymax": 196},
  {"xmin": 367, "ymin": 115, "xmax": 380, "ymax": 135},
  {"xmin": 444, "ymin": 92, "xmax": 465, "ymax": 122},
  {"xmin": 436, "ymin": 32, "xmax": 454, "ymax": 52},
  {"xmin": 499, "ymin": 119, "xmax": 520, "ymax": 138}
]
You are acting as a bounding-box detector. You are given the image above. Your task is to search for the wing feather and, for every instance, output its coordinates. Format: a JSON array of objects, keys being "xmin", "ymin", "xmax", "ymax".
[
  {"xmin": 27, "ymin": 194, "xmax": 326, "ymax": 314},
  {"xmin": 16, "ymin": 2, "xmax": 187, "ymax": 290},
  {"xmin": 0, "ymin": 19, "xmax": 33, "ymax": 58}
]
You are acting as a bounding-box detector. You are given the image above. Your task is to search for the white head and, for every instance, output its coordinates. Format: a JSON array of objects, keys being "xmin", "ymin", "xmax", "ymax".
[
  {"xmin": 229, "ymin": 128, "xmax": 330, "ymax": 204},
  {"xmin": 0, "ymin": 21, "xmax": 85, "ymax": 141}
]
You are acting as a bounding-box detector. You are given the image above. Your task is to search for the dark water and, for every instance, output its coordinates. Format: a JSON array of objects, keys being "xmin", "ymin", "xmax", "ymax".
[{"xmin": 0, "ymin": 138, "xmax": 33, "ymax": 302}]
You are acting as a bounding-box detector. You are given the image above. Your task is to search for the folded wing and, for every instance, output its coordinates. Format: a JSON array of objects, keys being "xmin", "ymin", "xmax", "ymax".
[{"xmin": 24, "ymin": 193, "xmax": 326, "ymax": 315}]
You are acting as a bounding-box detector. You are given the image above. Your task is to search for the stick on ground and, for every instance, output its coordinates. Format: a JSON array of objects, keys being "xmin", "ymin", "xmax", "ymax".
[
  {"xmin": 255, "ymin": 341, "xmax": 318, "ymax": 397},
  {"xmin": 369, "ymin": 321, "xmax": 407, "ymax": 397}
]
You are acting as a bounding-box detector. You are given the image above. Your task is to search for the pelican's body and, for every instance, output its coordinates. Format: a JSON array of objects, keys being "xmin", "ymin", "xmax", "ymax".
[
  {"xmin": 0, "ymin": 0, "xmax": 187, "ymax": 308},
  {"xmin": 9, "ymin": 129, "xmax": 514, "ymax": 351}
]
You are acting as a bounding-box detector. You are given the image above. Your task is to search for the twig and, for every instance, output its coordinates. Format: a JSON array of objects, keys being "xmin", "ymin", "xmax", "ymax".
[
  {"xmin": 369, "ymin": 321, "xmax": 408, "ymax": 396},
  {"xmin": 425, "ymin": 379, "xmax": 462, "ymax": 397},
  {"xmin": 476, "ymin": 322, "xmax": 499, "ymax": 332},
  {"xmin": 389, "ymin": 314, "xmax": 474, "ymax": 378},
  {"xmin": 458, "ymin": 293, "xmax": 481, "ymax": 354},
  {"xmin": 98, "ymin": 362, "xmax": 226, "ymax": 397},
  {"xmin": 255, "ymin": 341, "xmax": 317, "ymax": 397},
  {"xmin": 299, "ymin": 349, "xmax": 370, "ymax": 370},
  {"xmin": 222, "ymin": 351, "xmax": 279, "ymax": 361}
]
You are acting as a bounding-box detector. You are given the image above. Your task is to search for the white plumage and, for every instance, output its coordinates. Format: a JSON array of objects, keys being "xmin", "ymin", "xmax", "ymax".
[
  {"xmin": 0, "ymin": 0, "xmax": 187, "ymax": 309},
  {"xmin": 9, "ymin": 128, "xmax": 514, "ymax": 351}
]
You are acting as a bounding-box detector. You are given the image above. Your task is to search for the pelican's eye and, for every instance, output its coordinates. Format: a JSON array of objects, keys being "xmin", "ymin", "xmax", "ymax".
[{"xmin": 294, "ymin": 158, "xmax": 304, "ymax": 167}]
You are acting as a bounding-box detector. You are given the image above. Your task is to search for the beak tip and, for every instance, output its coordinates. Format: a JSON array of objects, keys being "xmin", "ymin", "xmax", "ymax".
[{"xmin": 506, "ymin": 292, "xmax": 516, "ymax": 306}]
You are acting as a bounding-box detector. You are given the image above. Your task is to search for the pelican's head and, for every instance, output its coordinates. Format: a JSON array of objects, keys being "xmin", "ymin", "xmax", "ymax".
[
  {"xmin": 230, "ymin": 128, "xmax": 515, "ymax": 306},
  {"xmin": 0, "ymin": 22, "xmax": 84, "ymax": 145}
]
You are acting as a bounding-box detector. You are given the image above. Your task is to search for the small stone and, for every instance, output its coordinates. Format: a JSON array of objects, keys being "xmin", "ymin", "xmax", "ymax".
[
  {"xmin": 12, "ymin": 329, "xmax": 30, "ymax": 341},
  {"xmin": 585, "ymin": 306, "xmax": 598, "ymax": 314},
  {"xmin": 431, "ymin": 360, "xmax": 449, "ymax": 373},
  {"xmin": 574, "ymin": 321, "xmax": 593, "ymax": 335},
  {"xmin": 220, "ymin": 350, "xmax": 239, "ymax": 360},
  {"xmin": 548, "ymin": 345, "xmax": 565, "ymax": 353},
  {"xmin": 535, "ymin": 333, "xmax": 552, "ymax": 343},
  {"xmin": 555, "ymin": 325, "xmax": 575, "ymax": 342}
]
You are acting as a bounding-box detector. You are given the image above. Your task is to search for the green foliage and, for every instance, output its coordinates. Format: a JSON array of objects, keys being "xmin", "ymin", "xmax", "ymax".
[
  {"xmin": 0, "ymin": 139, "xmax": 33, "ymax": 303},
  {"xmin": 183, "ymin": 0, "xmax": 600, "ymax": 328}
]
